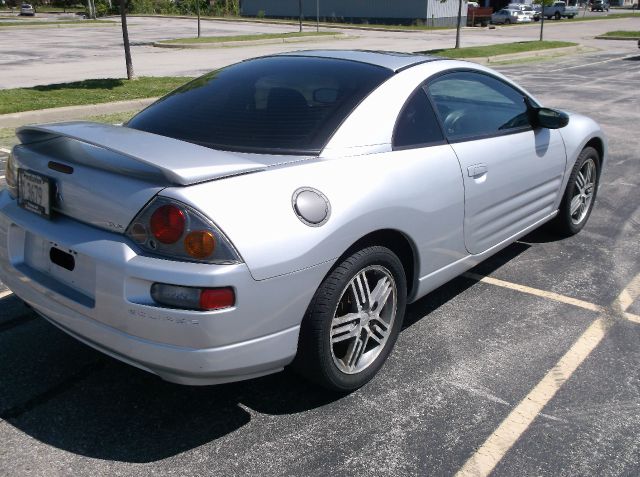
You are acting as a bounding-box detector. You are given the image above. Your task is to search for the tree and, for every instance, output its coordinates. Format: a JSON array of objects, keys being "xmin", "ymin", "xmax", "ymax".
[
  {"xmin": 119, "ymin": 0, "xmax": 135, "ymax": 80},
  {"xmin": 455, "ymin": 0, "xmax": 463, "ymax": 48},
  {"xmin": 534, "ymin": 0, "xmax": 554, "ymax": 41}
]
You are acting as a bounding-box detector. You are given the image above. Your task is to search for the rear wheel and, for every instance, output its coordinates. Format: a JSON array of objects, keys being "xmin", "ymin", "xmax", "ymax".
[
  {"xmin": 293, "ymin": 246, "xmax": 407, "ymax": 392},
  {"xmin": 555, "ymin": 11, "xmax": 561, "ymax": 19},
  {"xmin": 553, "ymin": 147, "xmax": 600, "ymax": 236},
  {"xmin": 505, "ymin": 18, "xmax": 511, "ymax": 24}
]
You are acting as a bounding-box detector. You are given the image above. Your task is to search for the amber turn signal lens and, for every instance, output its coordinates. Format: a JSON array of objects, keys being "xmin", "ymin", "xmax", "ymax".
[{"xmin": 184, "ymin": 230, "xmax": 215, "ymax": 259}]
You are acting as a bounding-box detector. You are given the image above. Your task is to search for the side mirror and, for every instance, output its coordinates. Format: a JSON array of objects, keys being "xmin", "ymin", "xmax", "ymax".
[{"xmin": 532, "ymin": 107, "xmax": 570, "ymax": 129}]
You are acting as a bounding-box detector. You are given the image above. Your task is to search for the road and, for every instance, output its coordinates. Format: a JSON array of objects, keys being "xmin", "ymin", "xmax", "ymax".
[
  {"xmin": 1, "ymin": 15, "xmax": 639, "ymax": 88},
  {"xmin": 0, "ymin": 22, "xmax": 639, "ymax": 477}
]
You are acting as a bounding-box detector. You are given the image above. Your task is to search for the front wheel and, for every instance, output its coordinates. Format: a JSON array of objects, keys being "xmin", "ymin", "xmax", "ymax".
[
  {"xmin": 555, "ymin": 12, "xmax": 561, "ymax": 19},
  {"xmin": 293, "ymin": 246, "xmax": 407, "ymax": 392},
  {"xmin": 553, "ymin": 147, "xmax": 600, "ymax": 236}
]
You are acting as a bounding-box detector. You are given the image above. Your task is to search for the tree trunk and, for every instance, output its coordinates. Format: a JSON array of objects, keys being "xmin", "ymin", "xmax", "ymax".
[
  {"xmin": 196, "ymin": 0, "xmax": 201, "ymax": 38},
  {"xmin": 455, "ymin": 0, "xmax": 463, "ymax": 48},
  {"xmin": 120, "ymin": 0, "xmax": 135, "ymax": 80}
]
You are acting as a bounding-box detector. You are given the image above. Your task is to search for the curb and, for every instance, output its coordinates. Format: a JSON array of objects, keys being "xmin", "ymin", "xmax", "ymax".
[
  {"xmin": 154, "ymin": 33, "xmax": 348, "ymax": 49},
  {"xmin": 0, "ymin": 98, "xmax": 157, "ymax": 129},
  {"xmin": 466, "ymin": 45, "xmax": 582, "ymax": 64},
  {"xmin": 594, "ymin": 35, "xmax": 640, "ymax": 40}
]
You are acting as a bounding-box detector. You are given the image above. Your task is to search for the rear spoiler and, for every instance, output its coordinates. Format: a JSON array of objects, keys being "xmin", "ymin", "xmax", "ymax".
[{"xmin": 16, "ymin": 121, "xmax": 266, "ymax": 186}]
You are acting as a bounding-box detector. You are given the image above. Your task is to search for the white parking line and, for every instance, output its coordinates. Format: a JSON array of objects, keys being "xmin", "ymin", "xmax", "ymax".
[
  {"xmin": 0, "ymin": 147, "xmax": 10, "ymax": 154},
  {"xmin": 462, "ymin": 272, "xmax": 605, "ymax": 313},
  {"xmin": 0, "ymin": 289, "xmax": 13, "ymax": 299},
  {"xmin": 455, "ymin": 273, "xmax": 640, "ymax": 477},
  {"xmin": 547, "ymin": 54, "xmax": 638, "ymax": 73}
]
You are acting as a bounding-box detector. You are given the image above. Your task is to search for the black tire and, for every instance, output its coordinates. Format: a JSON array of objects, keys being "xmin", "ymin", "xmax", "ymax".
[
  {"xmin": 292, "ymin": 246, "xmax": 407, "ymax": 392},
  {"xmin": 553, "ymin": 146, "xmax": 600, "ymax": 236},
  {"xmin": 555, "ymin": 11, "xmax": 561, "ymax": 19},
  {"xmin": 505, "ymin": 18, "xmax": 511, "ymax": 24}
]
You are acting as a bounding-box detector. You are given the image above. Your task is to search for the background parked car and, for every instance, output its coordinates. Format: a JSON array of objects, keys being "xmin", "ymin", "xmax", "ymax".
[
  {"xmin": 507, "ymin": 3, "xmax": 541, "ymax": 21},
  {"xmin": 491, "ymin": 8, "xmax": 532, "ymax": 24},
  {"xmin": 591, "ymin": 0, "xmax": 610, "ymax": 11},
  {"xmin": 543, "ymin": 1, "xmax": 579, "ymax": 19},
  {"xmin": 19, "ymin": 3, "xmax": 35, "ymax": 15}
]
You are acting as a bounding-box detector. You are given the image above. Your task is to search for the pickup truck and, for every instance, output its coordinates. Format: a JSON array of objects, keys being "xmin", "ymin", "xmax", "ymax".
[
  {"xmin": 543, "ymin": 1, "xmax": 579, "ymax": 19},
  {"xmin": 467, "ymin": 5, "xmax": 493, "ymax": 26}
]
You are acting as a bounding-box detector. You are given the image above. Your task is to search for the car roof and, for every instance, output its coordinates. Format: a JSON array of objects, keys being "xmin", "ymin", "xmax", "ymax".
[{"xmin": 273, "ymin": 50, "xmax": 440, "ymax": 73}]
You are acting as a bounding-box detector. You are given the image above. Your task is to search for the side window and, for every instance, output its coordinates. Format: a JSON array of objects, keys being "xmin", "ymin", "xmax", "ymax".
[
  {"xmin": 427, "ymin": 71, "xmax": 530, "ymax": 141},
  {"xmin": 393, "ymin": 88, "xmax": 444, "ymax": 149}
]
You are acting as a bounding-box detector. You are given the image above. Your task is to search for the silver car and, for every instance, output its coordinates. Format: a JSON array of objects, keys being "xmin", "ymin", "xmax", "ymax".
[
  {"xmin": 0, "ymin": 51, "xmax": 605, "ymax": 392},
  {"xmin": 491, "ymin": 8, "xmax": 532, "ymax": 23}
]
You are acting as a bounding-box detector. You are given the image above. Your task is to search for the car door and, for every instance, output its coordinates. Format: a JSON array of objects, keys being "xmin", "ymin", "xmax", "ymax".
[{"xmin": 426, "ymin": 70, "xmax": 567, "ymax": 255}]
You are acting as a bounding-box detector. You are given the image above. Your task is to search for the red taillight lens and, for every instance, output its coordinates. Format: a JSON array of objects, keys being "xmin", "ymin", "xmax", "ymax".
[
  {"xmin": 150, "ymin": 283, "xmax": 235, "ymax": 311},
  {"xmin": 150, "ymin": 205, "xmax": 185, "ymax": 244},
  {"xmin": 199, "ymin": 288, "xmax": 235, "ymax": 311}
]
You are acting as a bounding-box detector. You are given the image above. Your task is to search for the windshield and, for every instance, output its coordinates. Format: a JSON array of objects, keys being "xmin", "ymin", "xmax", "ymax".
[{"xmin": 127, "ymin": 56, "xmax": 393, "ymax": 155}]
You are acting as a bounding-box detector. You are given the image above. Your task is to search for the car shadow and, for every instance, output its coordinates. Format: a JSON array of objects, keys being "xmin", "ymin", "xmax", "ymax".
[{"xmin": 0, "ymin": 235, "xmax": 541, "ymax": 463}]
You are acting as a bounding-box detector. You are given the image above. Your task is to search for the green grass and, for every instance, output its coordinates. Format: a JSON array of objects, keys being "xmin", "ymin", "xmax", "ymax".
[
  {"xmin": 600, "ymin": 30, "xmax": 640, "ymax": 37},
  {"xmin": 420, "ymin": 41, "xmax": 577, "ymax": 59},
  {"xmin": 159, "ymin": 31, "xmax": 337, "ymax": 44},
  {"xmin": 564, "ymin": 12, "xmax": 640, "ymax": 22},
  {"xmin": 0, "ymin": 20, "xmax": 114, "ymax": 27},
  {"xmin": 0, "ymin": 77, "xmax": 193, "ymax": 115}
]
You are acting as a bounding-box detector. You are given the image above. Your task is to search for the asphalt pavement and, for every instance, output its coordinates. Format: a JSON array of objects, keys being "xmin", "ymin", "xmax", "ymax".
[{"xmin": 0, "ymin": 48, "xmax": 639, "ymax": 476}]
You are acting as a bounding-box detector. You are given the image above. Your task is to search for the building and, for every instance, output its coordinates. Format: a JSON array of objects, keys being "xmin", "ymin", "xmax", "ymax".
[{"xmin": 241, "ymin": 0, "xmax": 468, "ymax": 28}]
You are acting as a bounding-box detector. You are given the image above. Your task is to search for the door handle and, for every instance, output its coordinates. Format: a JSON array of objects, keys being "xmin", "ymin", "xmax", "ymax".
[{"xmin": 467, "ymin": 164, "xmax": 488, "ymax": 177}]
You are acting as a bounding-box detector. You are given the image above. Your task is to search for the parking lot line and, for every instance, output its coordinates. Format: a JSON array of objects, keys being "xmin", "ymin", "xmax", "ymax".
[
  {"xmin": 455, "ymin": 273, "xmax": 640, "ymax": 477},
  {"xmin": 0, "ymin": 148, "xmax": 10, "ymax": 153},
  {"xmin": 462, "ymin": 272, "xmax": 605, "ymax": 313},
  {"xmin": 0, "ymin": 289, "xmax": 13, "ymax": 299},
  {"xmin": 547, "ymin": 54, "xmax": 638, "ymax": 73}
]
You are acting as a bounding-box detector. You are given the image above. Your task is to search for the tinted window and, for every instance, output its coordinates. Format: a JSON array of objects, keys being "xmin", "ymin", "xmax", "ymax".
[
  {"xmin": 127, "ymin": 57, "xmax": 393, "ymax": 154},
  {"xmin": 393, "ymin": 88, "xmax": 444, "ymax": 149},
  {"xmin": 428, "ymin": 71, "xmax": 530, "ymax": 140}
]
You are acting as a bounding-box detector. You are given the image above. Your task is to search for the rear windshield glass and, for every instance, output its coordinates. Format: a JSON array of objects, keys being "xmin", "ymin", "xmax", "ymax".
[{"xmin": 127, "ymin": 56, "xmax": 393, "ymax": 155}]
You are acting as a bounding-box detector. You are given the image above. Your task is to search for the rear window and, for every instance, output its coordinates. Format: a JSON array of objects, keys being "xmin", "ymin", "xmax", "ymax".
[{"xmin": 127, "ymin": 56, "xmax": 393, "ymax": 155}]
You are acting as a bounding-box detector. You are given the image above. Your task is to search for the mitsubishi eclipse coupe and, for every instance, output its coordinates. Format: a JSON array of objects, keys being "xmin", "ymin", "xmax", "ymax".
[{"xmin": 0, "ymin": 51, "xmax": 605, "ymax": 392}]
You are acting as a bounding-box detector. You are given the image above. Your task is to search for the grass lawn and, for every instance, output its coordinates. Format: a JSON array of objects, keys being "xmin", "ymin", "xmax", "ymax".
[
  {"xmin": 420, "ymin": 41, "xmax": 577, "ymax": 59},
  {"xmin": 0, "ymin": 77, "xmax": 193, "ymax": 115},
  {"xmin": 0, "ymin": 20, "xmax": 114, "ymax": 27},
  {"xmin": 600, "ymin": 30, "xmax": 640, "ymax": 37},
  {"xmin": 565, "ymin": 12, "xmax": 640, "ymax": 22},
  {"xmin": 159, "ymin": 31, "xmax": 338, "ymax": 44}
]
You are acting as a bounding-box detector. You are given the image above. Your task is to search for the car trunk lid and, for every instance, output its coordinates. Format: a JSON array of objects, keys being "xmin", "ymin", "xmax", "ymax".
[{"xmin": 12, "ymin": 122, "xmax": 269, "ymax": 233}]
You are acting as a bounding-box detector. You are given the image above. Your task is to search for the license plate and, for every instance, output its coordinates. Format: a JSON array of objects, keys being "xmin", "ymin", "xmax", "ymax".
[{"xmin": 18, "ymin": 169, "xmax": 53, "ymax": 219}]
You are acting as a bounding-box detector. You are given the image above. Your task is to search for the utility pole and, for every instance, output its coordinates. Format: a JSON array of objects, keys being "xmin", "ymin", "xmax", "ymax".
[
  {"xmin": 120, "ymin": 0, "xmax": 135, "ymax": 80},
  {"xmin": 455, "ymin": 0, "xmax": 463, "ymax": 48}
]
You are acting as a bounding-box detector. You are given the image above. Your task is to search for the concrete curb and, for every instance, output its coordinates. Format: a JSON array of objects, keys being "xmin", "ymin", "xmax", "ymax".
[
  {"xmin": 154, "ymin": 33, "xmax": 349, "ymax": 49},
  {"xmin": 466, "ymin": 45, "xmax": 582, "ymax": 64},
  {"xmin": 0, "ymin": 98, "xmax": 157, "ymax": 129},
  {"xmin": 594, "ymin": 35, "xmax": 640, "ymax": 40}
]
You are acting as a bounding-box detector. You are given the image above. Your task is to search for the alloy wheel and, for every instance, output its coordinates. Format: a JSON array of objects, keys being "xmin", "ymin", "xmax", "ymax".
[
  {"xmin": 570, "ymin": 157, "xmax": 596, "ymax": 225},
  {"xmin": 330, "ymin": 265, "xmax": 397, "ymax": 374}
]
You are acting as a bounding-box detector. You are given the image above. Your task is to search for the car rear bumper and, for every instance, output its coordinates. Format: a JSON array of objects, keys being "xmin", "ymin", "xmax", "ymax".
[{"xmin": 0, "ymin": 191, "xmax": 330, "ymax": 385}]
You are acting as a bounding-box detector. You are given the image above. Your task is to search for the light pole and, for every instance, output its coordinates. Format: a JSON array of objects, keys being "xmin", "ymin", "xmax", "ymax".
[
  {"xmin": 299, "ymin": 0, "xmax": 303, "ymax": 32},
  {"xmin": 316, "ymin": 0, "xmax": 319, "ymax": 32}
]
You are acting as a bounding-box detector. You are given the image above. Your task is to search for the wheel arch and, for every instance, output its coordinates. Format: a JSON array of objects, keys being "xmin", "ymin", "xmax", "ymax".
[{"xmin": 331, "ymin": 229, "xmax": 420, "ymax": 302}]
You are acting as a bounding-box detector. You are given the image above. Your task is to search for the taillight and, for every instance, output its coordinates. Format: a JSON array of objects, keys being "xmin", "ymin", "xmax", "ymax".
[
  {"xmin": 151, "ymin": 283, "xmax": 235, "ymax": 311},
  {"xmin": 150, "ymin": 204, "xmax": 185, "ymax": 244},
  {"xmin": 126, "ymin": 197, "xmax": 240, "ymax": 264}
]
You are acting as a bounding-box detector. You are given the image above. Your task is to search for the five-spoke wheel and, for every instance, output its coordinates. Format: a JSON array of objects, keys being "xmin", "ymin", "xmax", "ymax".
[
  {"xmin": 293, "ymin": 246, "xmax": 407, "ymax": 392},
  {"xmin": 554, "ymin": 146, "xmax": 600, "ymax": 236}
]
